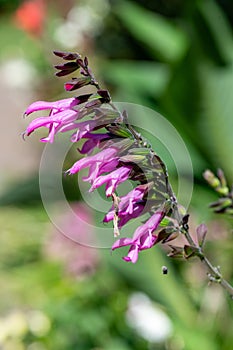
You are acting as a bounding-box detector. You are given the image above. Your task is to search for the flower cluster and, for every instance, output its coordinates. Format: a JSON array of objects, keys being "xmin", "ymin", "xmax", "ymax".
[{"xmin": 23, "ymin": 51, "xmax": 178, "ymax": 263}]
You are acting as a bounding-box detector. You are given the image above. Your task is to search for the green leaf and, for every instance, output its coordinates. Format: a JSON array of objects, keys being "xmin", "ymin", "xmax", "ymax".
[
  {"xmin": 199, "ymin": 63, "xmax": 233, "ymax": 181},
  {"xmin": 106, "ymin": 124, "xmax": 132, "ymax": 138},
  {"xmin": 168, "ymin": 245, "xmax": 184, "ymax": 259},
  {"xmin": 160, "ymin": 217, "xmax": 172, "ymax": 227},
  {"xmin": 102, "ymin": 60, "xmax": 170, "ymax": 98},
  {"xmin": 184, "ymin": 245, "xmax": 199, "ymax": 259},
  {"xmin": 157, "ymin": 228, "xmax": 178, "ymax": 244},
  {"xmin": 115, "ymin": 1, "xmax": 189, "ymax": 63},
  {"xmin": 197, "ymin": 0, "xmax": 233, "ymax": 63}
]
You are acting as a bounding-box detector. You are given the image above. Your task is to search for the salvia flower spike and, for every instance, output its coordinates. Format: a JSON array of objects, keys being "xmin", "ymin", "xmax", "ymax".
[{"xmin": 23, "ymin": 51, "xmax": 181, "ymax": 263}]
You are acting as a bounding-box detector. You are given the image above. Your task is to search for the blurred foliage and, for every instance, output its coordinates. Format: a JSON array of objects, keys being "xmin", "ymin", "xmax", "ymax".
[
  {"xmin": 0, "ymin": 206, "xmax": 231, "ymax": 348},
  {"xmin": 0, "ymin": 0, "xmax": 21, "ymax": 12},
  {"xmin": 0, "ymin": 174, "xmax": 81, "ymax": 206},
  {"xmin": 97, "ymin": 0, "xmax": 233, "ymax": 183},
  {"xmin": 0, "ymin": 17, "xmax": 49, "ymax": 73},
  {"xmin": 0, "ymin": 0, "xmax": 233, "ymax": 349},
  {"xmin": 0, "ymin": 207, "xmax": 233, "ymax": 350}
]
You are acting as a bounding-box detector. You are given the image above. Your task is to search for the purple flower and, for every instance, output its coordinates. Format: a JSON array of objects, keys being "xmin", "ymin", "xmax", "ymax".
[
  {"xmin": 116, "ymin": 204, "xmax": 145, "ymax": 228},
  {"xmin": 67, "ymin": 148, "xmax": 120, "ymax": 186},
  {"xmin": 84, "ymin": 159, "xmax": 119, "ymax": 184},
  {"xmin": 112, "ymin": 210, "xmax": 164, "ymax": 263},
  {"xmin": 69, "ymin": 120, "xmax": 98, "ymax": 142},
  {"xmin": 105, "ymin": 203, "xmax": 144, "ymax": 228},
  {"xmin": 23, "ymin": 96, "xmax": 93, "ymax": 143},
  {"xmin": 24, "ymin": 109, "xmax": 79, "ymax": 143},
  {"xmin": 104, "ymin": 184, "xmax": 149, "ymax": 227},
  {"xmin": 90, "ymin": 166, "xmax": 132, "ymax": 197},
  {"xmin": 78, "ymin": 133, "xmax": 110, "ymax": 154},
  {"xmin": 70, "ymin": 114, "xmax": 118, "ymax": 142},
  {"xmin": 24, "ymin": 97, "xmax": 80, "ymax": 116}
]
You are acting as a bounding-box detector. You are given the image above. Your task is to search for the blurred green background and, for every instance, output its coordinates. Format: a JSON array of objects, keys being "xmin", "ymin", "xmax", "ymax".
[{"xmin": 0, "ymin": 0, "xmax": 233, "ymax": 349}]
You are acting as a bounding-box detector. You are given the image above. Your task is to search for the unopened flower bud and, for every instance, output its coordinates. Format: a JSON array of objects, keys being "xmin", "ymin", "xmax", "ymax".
[
  {"xmin": 203, "ymin": 170, "xmax": 220, "ymax": 188},
  {"xmin": 217, "ymin": 168, "xmax": 227, "ymax": 187},
  {"xmin": 216, "ymin": 186, "xmax": 229, "ymax": 196}
]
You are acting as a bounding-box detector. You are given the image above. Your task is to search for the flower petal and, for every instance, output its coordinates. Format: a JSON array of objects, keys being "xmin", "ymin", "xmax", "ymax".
[
  {"xmin": 139, "ymin": 232, "xmax": 157, "ymax": 249},
  {"xmin": 67, "ymin": 148, "xmax": 118, "ymax": 175},
  {"xmin": 91, "ymin": 166, "xmax": 131, "ymax": 197},
  {"xmin": 123, "ymin": 244, "xmax": 139, "ymax": 263},
  {"xmin": 132, "ymin": 210, "xmax": 164, "ymax": 241},
  {"xmin": 111, "ymin": 237, "xmax": 133, "ymax": 250},
  {"xmin": 25, "ymin": 117, "xmax": 52, "ymax": 135},
  {"xmin": 24, "ymin": 97, "xmax": 78, "ymax": 115}
]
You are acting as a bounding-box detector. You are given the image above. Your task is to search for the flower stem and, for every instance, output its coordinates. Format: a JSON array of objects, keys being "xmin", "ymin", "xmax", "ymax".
[{"xmin": 184, "ymin": 230, "xmax": 233, "ymax": 298}]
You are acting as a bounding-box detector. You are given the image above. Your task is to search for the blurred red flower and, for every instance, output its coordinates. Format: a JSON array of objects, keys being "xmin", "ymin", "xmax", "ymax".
[{"xmin": 14, "ymin": 0, "xmax": 46, "ymax": 37}]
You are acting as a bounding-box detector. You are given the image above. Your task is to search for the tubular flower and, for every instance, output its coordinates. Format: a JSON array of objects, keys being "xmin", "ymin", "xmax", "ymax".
[
  {"xmin": 90, "ymin": 165, "xmax": 132, "ymax": 197},
  {"xmin": 112, "ymin": 210, "xmax": 165, "ymax": 263},
  {"xmin": 23, "ymin": 95, "xmax": 92, "ymax": 143},
  {"xmin": 24, "ymin": 110, "xmax": 79, "ymax": 143},
  {"xmin": 24, "ymin": 97, "xmax": 84, "ymax": 116},
  {"xmin": 69, "ymin": 114, "xmax": 119, "ymax": 142},
  {"xmin": 104, "ymin": 184, "xmax": 150, "ymax": 227},
  {"xmin": 23, "ymin": 50, "xmax": 177, "ymax": 263},
  {"xmin": 67, "ymin": 147, "xmax": 119, "ymax": 180}
]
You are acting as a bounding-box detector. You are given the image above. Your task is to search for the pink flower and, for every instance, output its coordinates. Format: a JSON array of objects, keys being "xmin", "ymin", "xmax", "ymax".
[
  {"xmin": 24, "ymin": 109, "xmax": 79, "ymax": 142},
  {"xmin": 67, "ymin": 147, "xmax": 118, "ymax": 176},
  {"xmin": 105, "ymin": 203, "xmax": 144, "ymax": 228},
  {"xmin": 104, "ymin": 184, "xmax": 149, "ymax": 227},
  {"xmin": 78, "ymin": 133, "xmax": 110, "ymax": 154},
  {"xmin": 83, "ymin": 158, "xmax": 119, "ymax": 184},
  {"xmin": 90, "ymin": 166, "xmax": 132, "ymax": 197},
  {"xmin": 112, "ymin": 210, "xmax": 164, "ymax": 263},
  {"xmin": 70, "ymin": 114, "xmax": 118, "ymax": 142},
  {"xmin": 24, "ymin": 97, "xmax": 82, "ymax": 116},
  {"xmin": 23, "ymin": 95, "xmax": 93, "ymax": 142},
  {"xmin": 24, "ymin": 99, "xmax": 81, "ymax": 142}
]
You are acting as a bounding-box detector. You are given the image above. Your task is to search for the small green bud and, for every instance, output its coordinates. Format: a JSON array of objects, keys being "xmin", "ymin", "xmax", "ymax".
[
  {"xmin": 216, "ymin": 186, "xmax": 229, "ymax": 196},
  {"xmin": 225, "ymin": 208, "xmax": 233, "ymax": 215},
  {"xmin": 217, "ymin": 168, "xmax": 227, "ymax": 187},
  {"xmin": 203, "ymin": 170, "xmax": 220, "ymax": 188}
]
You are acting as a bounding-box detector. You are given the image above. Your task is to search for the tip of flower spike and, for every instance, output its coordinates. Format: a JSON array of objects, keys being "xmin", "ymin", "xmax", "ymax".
[
  {"xmin": 64, "ymin": 77, "xmax": 91, "ymax": 91},
  {"xmin": 54, "ymin": 62, "xmax": 80, "ymax": 77},
  {"xmin": 53, "ymin": 51, "xmax": 81, "ymax": 60}
]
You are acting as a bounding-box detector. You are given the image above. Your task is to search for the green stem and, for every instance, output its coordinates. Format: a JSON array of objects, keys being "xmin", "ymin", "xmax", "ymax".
[{"xmin": 184, "ymin": 230, "xmax": 233, "ymax": 298}]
